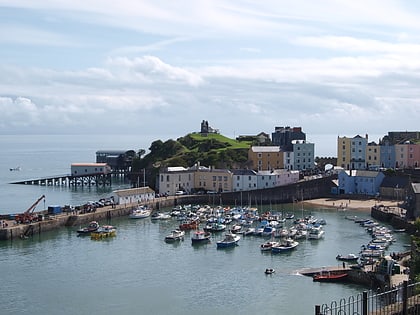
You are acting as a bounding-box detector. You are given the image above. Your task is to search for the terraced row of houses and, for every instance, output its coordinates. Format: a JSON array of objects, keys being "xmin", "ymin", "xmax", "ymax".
[
  {"xmin": 158, "ymin": 163, "xmax": 300, "ymax": 196},
  {"xmin": 338, "ymin": 131, "xmax": 420, "ymax": 170}
]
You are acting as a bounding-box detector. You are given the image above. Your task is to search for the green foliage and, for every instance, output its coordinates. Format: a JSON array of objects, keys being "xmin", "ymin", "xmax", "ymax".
[{"xmin": 131, "ymin": 133, "xmax": 252, "ymax": 190}]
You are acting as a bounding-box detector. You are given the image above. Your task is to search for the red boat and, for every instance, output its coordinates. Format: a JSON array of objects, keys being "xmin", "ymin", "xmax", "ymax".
[
  {"xmin": 179, "ymin": 219, "xmax": 200, "ymax": 231},
  {"xmin": 313, "ymin": 270, "xmax": 348, "ymax": 282}
]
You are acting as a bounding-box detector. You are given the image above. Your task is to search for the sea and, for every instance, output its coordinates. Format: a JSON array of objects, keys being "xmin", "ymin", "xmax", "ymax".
[{"xmin": 0, "ymin": 135, "xmax": 411, "ymax": 315}]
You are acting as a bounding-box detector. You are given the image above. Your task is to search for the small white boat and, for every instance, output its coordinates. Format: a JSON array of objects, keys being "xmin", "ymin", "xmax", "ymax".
[
  {"xmin": 336, "ymin": 253, "xmax": 359, "ymax": 262},
  {"xmin": 216, "ymin": 233, "xmax": 240, "ymax": 248},
  {"xmin": 151, "ymin": 212, "xmax": 171, "ymax": 220},
  {"xmin": 243, "ymin": 227, "xmax": 256, "ymax": 236},
  {"xmin": 128, "ymin": 206, "xmax": 152, "ymax": 219},
  {"xmin": 165, "ymin": 229, "xmax": 185, "ymax": 242},
  {"xmin": 307, "ymin": 225, "xmax": 325, "ymax": 240},
  {"xmin": 260, "ymin": 240, "xmax": 279, "ymax": 252},
  {"xmin": 271, "ymin": 238, "xmax": 299, "ymax": 253},
  {"xmin": 191, "ymin": 230, "xmax": 211, "ymax": 244}
]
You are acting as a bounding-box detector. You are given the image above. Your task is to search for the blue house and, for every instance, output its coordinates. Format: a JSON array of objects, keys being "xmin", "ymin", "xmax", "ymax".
[{"xmin": 338, "ymin": 170, "xmax": 385, "ymax": 196}]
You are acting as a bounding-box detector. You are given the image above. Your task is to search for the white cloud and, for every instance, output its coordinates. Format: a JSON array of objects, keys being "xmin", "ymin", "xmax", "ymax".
[{"xmin": 1, "ymin": 1, "xmax": 420, "ymax": 156}]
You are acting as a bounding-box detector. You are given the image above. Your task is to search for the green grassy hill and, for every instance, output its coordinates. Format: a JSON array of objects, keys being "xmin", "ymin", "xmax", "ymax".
[{"xmin": 131, "ymin": 133, "xmax": 254, "ymax": 189}]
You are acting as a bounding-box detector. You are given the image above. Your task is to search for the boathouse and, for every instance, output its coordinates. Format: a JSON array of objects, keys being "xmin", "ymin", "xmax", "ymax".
[
  {"xmin": 71, "ymin": 163, "xmax": 111, "ymax": 176},
  {"xmin": 111, "ymin": 187, "xmax": 155, "ymax": 205},
  {"xmin": 95, "ymin": 150, "xmax": 136, "ymax": 172}
]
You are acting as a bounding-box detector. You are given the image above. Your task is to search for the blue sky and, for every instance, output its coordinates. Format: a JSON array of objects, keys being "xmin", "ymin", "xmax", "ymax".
[{"xmin": 1, "ymin": 1, "xmax": 420, "ymax": 156}]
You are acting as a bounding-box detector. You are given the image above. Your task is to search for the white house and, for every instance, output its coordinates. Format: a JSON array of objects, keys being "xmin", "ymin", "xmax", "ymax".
[
  {"xmin": 257, "ymin": 171, "xmax": 278, "ymax": 189},
  {"xmin": 158, "ymin": 166, "xmax": 195, "ymax": 196},
  {"xmin": 232, "ymin": 169, "xmax": 258, "ymax": 192},
  {"xmin": 291, "ymin": 140, "xmax": 315, "ymax": 171},
  {"xmin": 273, "ymin": 169, "xmax": 300, "ymax": 186},
  {"xmin": 111, "ymin": 187, "xmax": 155, "ymax": 205}
]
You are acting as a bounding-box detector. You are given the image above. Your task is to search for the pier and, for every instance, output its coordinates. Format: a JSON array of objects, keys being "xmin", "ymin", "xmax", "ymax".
[{"xmin": 10, "ymin": 173, "xmax": 114, "ymax": 187}]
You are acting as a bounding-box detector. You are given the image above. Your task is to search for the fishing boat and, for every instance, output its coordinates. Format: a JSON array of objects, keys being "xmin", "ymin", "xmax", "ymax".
[
  {"xmin": 164, "ymin": 229, "xmax": 185, "ymax": 242},
  {"xmin": 77, "ymin": 221, "xmax": 100, "ymax": 235},
  {"xmin": 191, "ymin": 230, "xmax": 211, "ymax": 244},
  {"xmin": 313, "ymin": 270, "xmax": 348, "ymax": 282},
  {"xmin": 216, "ymin": 233, "xmax": 240, "ymax": 248},
  {"xmin": 90, "ymin": 225, "xmax": 117, "ymax": 240}
]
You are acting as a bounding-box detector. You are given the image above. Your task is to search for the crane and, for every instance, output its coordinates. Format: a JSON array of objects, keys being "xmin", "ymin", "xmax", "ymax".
[{"xmin": 15, "ymin": 195, "xmax": 46, "ymax": 224}]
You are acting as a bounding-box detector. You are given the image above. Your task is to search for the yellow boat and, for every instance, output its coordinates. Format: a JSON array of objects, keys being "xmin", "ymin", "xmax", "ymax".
[{"xmin": 90, "ymin": 225, "xmax": 117, "ymax": 240}]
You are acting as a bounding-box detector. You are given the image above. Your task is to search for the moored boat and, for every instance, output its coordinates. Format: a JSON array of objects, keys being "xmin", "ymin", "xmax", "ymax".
[
  {"xmin": 77, "ymin": 221, "xmax": 100, "ymax": 235},
  {"xmin": 313, "ymin": 270, "xmax": 348, "ymax": 282},
  {"xmin": 260, "ymin": 240, "xmax": 279, "ymax": 252},
  {"xmin": 179, "ymin": 219, "xmax": 200, "ymax": 231},
  {"xmin": 128, "ymin": 206, "xmax": 152, "ymax": 219},
  {"xmin": 307, "ymin": 225, "xmax": 325, "ymax": 240},
  {"xmin": 271, "ymin": 238, "xmax": 299, "ymax": 253},
  {"xmin": 165, "ymin": 229, "xmax": 185, "ymax": 242},
  {"xmin": 90, "ymin": 225, "xmax": 117, "ymax": 240},
  {"xmin": 336, "ymin": 253, "xmax": 359, "ymax": 262},
  {"xmin": 216, "ymin": 233, "xmax": 240, "ymax": 248},
  {"xmin": 191, "ymin": 230, "xmax": 211, "ymax": 244}
]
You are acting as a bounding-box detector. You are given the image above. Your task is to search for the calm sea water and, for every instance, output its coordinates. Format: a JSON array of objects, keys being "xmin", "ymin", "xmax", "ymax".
[{"xmin": 0, "ymin": 135, "xmax": 411, "ymax": 315}]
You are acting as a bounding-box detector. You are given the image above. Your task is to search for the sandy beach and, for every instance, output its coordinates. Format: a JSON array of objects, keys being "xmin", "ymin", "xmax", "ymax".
[{"xmin": 303, "ymin": 197, "xmax": 399, "ymax": 212}]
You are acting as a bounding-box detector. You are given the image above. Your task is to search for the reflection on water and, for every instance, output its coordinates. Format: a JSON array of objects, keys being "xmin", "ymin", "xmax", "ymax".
[{"xmin": 0, "ymin": 206, "xmax": 411, "ymax": 315}]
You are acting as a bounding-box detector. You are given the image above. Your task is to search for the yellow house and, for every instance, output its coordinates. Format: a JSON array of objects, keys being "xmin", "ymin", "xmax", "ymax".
[
  {"xmin": 193, "ymin": 166, "xmax": 233, "ymax": 193},
  {"xmin": 366, "ymin": 142, "xmax": 381, "ymax": 169},
  {"xmin": 248, "ymin": 146, "xmax": 284, "ymax": 171},
  {"xmin": 337, "ymin": 136, "xmax": 352, "ymax": 169}
]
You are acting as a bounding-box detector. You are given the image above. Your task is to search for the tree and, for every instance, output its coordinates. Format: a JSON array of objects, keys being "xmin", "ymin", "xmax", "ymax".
[{"xmin": 137, "ymin": 149, "xmax": 146, "ymax": 159}]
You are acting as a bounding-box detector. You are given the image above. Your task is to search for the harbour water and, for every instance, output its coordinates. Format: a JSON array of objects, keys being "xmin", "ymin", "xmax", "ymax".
[{"xmin": 0, "ymin": 135, "xmax": 411, "ymax": 314}]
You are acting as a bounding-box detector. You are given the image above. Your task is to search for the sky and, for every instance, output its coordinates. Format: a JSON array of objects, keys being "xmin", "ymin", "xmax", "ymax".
[{"xmin": 1, "ymin": 1, "xmax": 420, "ymax": 157}]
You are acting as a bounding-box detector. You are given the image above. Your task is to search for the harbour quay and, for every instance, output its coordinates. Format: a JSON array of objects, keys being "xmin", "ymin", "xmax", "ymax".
[{"xmin": 0, "ymin": 197, "xmax": 175, "ymax": 241}]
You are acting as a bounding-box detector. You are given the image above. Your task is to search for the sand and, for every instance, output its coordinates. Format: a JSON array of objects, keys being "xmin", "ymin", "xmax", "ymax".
[{"xmin": 303, "ymin": 197, "xmax": 399, "ymax": 212}]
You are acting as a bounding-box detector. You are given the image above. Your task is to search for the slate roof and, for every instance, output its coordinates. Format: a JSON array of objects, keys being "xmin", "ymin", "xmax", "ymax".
[{"xmin": 380, "ymin": 176, "xmax": 410, "ymax": 188}]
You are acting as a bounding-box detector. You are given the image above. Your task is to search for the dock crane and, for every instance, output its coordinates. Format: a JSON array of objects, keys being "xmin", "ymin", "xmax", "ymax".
[{"xmin": 15, "ymin": 195, "xmax": 46, "ymax": 224}]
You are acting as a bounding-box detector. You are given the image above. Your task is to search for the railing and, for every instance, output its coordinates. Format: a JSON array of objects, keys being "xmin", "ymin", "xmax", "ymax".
[{"xmin": 315, "ymin": 281, "xmax": 420, "ymax": 315}]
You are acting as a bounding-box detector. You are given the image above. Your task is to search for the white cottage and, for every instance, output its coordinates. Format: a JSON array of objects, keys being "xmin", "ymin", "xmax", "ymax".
[{"xmin": 111, "ymin": 187, "xmax": 155, "ymax": 205}]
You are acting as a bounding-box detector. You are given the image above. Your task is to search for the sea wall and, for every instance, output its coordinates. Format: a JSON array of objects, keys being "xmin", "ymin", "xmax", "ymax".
[{"xmin": 371, "ymin": 205, "xmax": 416, "ymax": 234}]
